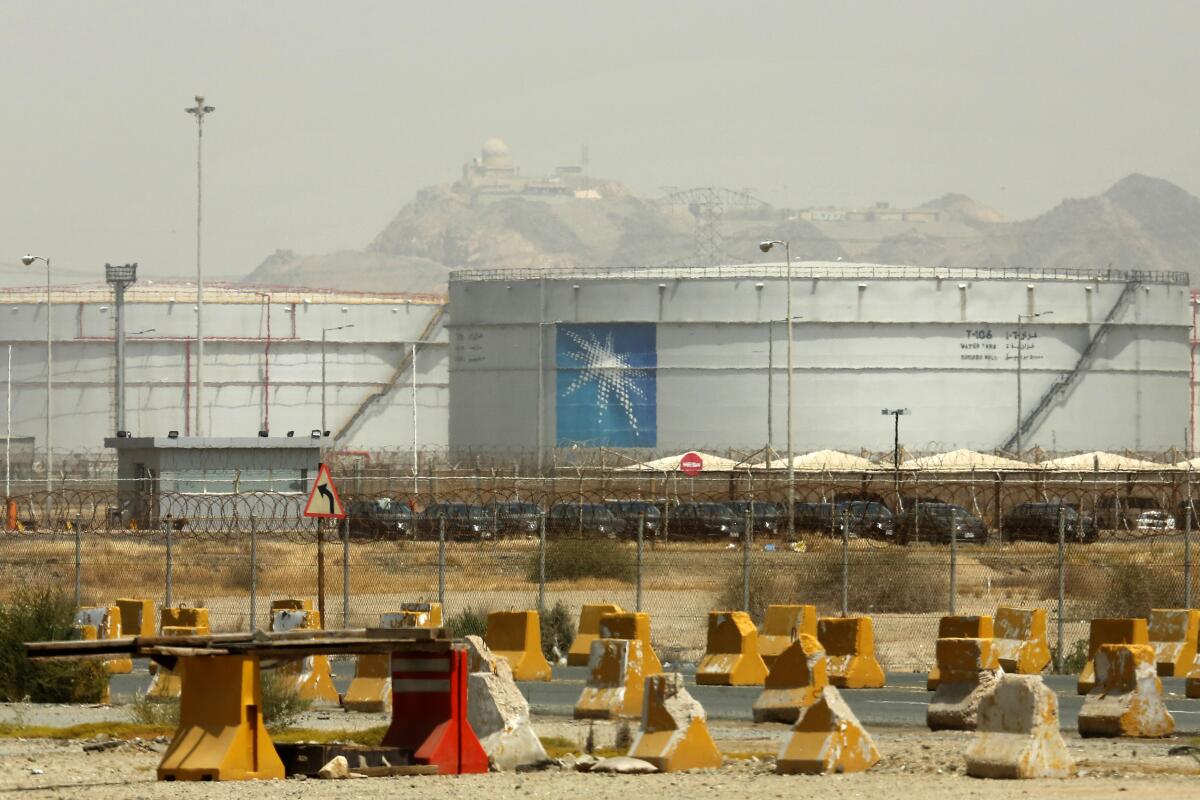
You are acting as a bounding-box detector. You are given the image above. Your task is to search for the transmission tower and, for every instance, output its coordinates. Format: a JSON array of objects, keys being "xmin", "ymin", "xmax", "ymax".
[{"xmin": 661, "ymin": 187, "xmax": 769, "ymax": 266}]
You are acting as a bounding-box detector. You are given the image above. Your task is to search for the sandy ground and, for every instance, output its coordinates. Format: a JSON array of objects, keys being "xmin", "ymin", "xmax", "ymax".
[{"xmin": 0, "ymin": 708, "xmax": 1198, "ymax": 799}]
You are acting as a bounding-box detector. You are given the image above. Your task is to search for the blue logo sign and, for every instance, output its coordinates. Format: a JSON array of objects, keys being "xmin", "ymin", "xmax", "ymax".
[{"xmin": 555, "ymin": 323, "xmax": 656, "ymax": 447}]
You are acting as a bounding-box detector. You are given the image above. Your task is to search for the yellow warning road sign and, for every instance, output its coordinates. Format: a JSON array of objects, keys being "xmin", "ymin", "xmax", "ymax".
[{"xmin": 303, "ymin": 463, "xmax": 345, "ymax": 519}]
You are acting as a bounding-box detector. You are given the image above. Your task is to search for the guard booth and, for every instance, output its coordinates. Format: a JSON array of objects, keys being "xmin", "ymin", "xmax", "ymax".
[{"xmin": 104, "ymin": 436, "xmax": 322, "ymax": 531}]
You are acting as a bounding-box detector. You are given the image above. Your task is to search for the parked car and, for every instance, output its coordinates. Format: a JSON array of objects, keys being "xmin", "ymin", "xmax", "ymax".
[
  {"xmin": 669, "ymin": 502, "xmax": 744, "ymax": 540},
  {"xmin": 547, "ymin": 503, "xmax": 627, "ymax": 537},
  {"xmin": 485, "ymin": 501, "xmax": 543, "ymax": 537},
  {"xmin": 834, "ymin": 500, "xmax": 895, "ymax": 539},
  {"xmin": 794, "ymin": 502, "xmax": 836, "ymax": 534},
  {"xmin": 727, "ymin": 501, "xmax": 786, "ymax": 537},
  {"xmin": 346, "ymin": 497, "xmax": 413, "ymax": 539},
  {"xmin": 1135, "ymin": 509, "xmax": 1176, "ymax": 531},
  {"xmin": 895, "ymin": 503, "xmax": 987, "ymax": 545},
  {"xmin": 605, "ymin": 500, "xmax": 662, "ymax": 539},
  {"xmin": 418, "ymin": 502, "xmax": 496, "ymax": 540},
  {"xmin": 1001, "ymin": 502, "xmax": 1097, "ymax": 542}
]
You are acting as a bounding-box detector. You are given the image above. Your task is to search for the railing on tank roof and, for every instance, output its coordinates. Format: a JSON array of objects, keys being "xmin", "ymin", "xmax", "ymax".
[
  {"xmin": 449, "ymin": 263, "xmax": 1189, "ymax": 285},
  {"xmin": 0, "ymin": 282, "xmax": 448, "ymax": 305}
]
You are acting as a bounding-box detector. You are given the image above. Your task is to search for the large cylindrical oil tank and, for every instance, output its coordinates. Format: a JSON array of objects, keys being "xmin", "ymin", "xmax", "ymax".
[{"xmin": 447, "ymin": 263, "xmax": 1191, "ymax": 456}]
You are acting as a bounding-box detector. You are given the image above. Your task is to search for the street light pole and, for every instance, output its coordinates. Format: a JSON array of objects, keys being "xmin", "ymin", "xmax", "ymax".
[
  {"xmin": 185, "ymin": 96, "xmax": 214, "ymax": 436},
  {"xmin": 1015, "ymin": 311, "xmax": 1052, "ymax": 456},
  {"xmin": 22, "ymin": 255, "xmax": 51, "ymax": 517},
  {"xmin": 759, "ymin": 241, "xmax": 795, "ymax": 538},
  {"xmin": 536, "ymin": 320, "xmax": 563, "ymax": 475},
  {"xmin": 882, "ymin": 408, "xmax": 910, "ymax": 512},
  {"xmin": 785, "ymin": 241, "xmax": 794, "ymax": 540},
  {"xmin": 321, "ymin": 324, "xmax": 354, "ymax": 436},
  {"xmin": 766, "ymin": 321, "xmax": 773, "ymax": 454}
]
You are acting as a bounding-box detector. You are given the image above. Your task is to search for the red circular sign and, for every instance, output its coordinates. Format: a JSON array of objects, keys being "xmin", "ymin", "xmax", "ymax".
[{"xmin": 680, "ymin": 452, "xmax": 703, "ymax": 477}]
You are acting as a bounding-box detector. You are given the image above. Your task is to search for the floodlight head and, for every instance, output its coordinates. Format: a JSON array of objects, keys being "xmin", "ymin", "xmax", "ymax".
[
  {"xmin": 758, "ymin": 241, "xmax": 774, "ymax": 253},
  {"xmin": 311, "ymin": 429, "xmax": 322, "ymax": 439},
  {"xmin": 258, "ymin": 430, "xmax": 269, "ymax": 438},
  {"xmin": 21, "ymin": 255, "xmax": 35, "ymax": 266},
  {"xmin": 167, "ymin": 430, "xmax": 179, "ymax": 439}
]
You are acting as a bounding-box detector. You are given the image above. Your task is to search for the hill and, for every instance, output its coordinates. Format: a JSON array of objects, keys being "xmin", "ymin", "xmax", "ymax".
[{"xmin": 247, "ymin": 170, "xmax": 1200, "ymax": 292}]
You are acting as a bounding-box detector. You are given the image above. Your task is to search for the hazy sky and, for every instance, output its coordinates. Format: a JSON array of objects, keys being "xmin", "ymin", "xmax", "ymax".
[{"xmin": 2, "ymin": 1, "xmax": 1197, "ymax": 286}]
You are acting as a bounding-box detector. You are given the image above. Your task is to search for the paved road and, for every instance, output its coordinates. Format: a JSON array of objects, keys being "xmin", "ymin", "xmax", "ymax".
[{"xmin": 110, "ymin": 660, "xmax": 1199, "ymax": 733}]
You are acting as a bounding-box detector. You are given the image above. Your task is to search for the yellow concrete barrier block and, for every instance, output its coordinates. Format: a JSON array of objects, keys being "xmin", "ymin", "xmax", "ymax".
[
  {"xmin": 1148, "ymin": 608, "xmax": 1200, "ymax": 677},
  {"xmin": 485, "ymin": 610, "xmax": 552, "ymax": 682},
  {"xmin": 146, "ymin": 626, "xmax": 203, "ymax": 700},
  {"xmin": 752, "ymin": 633, "xmax": 827, "ymax": 723},
  {"xmin": 927, "ymin": 638, "xmax": 1001, "ymax": 731},
  {"xmin": 345, "ymin": 605, "xmax": 444, "ymax": 713},
  {"xmin": 74, "ymin": 605, "xmax": 132, "ymax": 676},
  {"xmin": 1077, "ymin": 617, "xmax": 1149, "ymax": 695},
  {"xmin": 696, "ymin": 611, "xmax": 769, "ymax": 686},
  {"xmin": 927, "ymin": 615, "xmax": 994, "ymax": 690},
  {"xmin": 1078, "ymin": 643, "xmax": 1174, "ymax": 738},
  {"xmin": 115, "ymin": 598, "xmax": 155, "ymax": 637},
  {"xmin": 991, "ymin": 607, "xmax": 1051, "ymax": 675},
  {"xmin": 599, "ymin": 611, "xmax": 663, "ymax": 675},
  {"xmin": 157, "ymin": 654, "xmax": 285, "ymax": 781},
  {"xmin": 629, "ymin": 672, "xmax": 723, "ymax": 772},
  {"xmin": 817, "ymin": 617, "xmax": 886, "ymax": 689},
  {"xmin": 575, "ymin": 638, "xmax": 645, "ymax": 719},
  {"xmin": 775, "ymin": 686, "xmax": 880, "ymax": 775},
  {"xmin": 150, "ymin": 608, "xmax": 209, "ymax": 677},
  {"xmin": 758, "ymin": 604, "xmax": 818, "ymax": 671},
  {"xmin": 160, "ymin": 606, "xmax": 210, "ymax": 634},
  {"xmin": 568, "ymin": 603, "xmax": 624, "ymax": 667},
  {"xmin": 270, "ymin": 601, "xmax": 339, "ymax": 704},
  {"xmin": 1188, "ymin": 669, "xmax": 1200, "ymax": 699},
  {"xmin": 965, "ymin": 674, "xmax": 1073, "ymax": 779}
]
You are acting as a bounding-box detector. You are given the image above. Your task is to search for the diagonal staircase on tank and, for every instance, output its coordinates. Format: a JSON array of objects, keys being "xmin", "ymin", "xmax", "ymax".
[
  {"xmin": 1000, "ymin": 280, "xmax": 1139, "ymax": 454},
  {"xmin": 333, "ymin": 303, "xmax": 447, "ymax": 442}
]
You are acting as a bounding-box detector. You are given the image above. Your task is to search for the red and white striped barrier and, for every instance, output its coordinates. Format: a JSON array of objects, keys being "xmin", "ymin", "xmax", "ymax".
[{"xmin": 381, "ymin": 646, "xmax": 488, "ymax": 774}]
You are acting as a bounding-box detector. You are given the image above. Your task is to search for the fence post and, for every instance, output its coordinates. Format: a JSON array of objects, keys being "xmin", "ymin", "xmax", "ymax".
[
  {"xmin": 636, "ymin": 510, "xmax": 644, "ymax": 612},
  {"xmin": 164, "ymin": 518, "xmax": 173, "ymax": 610},
  {"xmin": 438, "ymin": 514, "xmax": 446, "ymax": 610},
  {"xmin": 1055, "ymin": 507, "xmax": 1066, "ymax": 673},
  {"xmin": 73, "ymin": 516, "xmax": 82, "ymax": 608},
  {"xmin": 538, "ymin": 510, "xmax": 546, "ymax": 618},
  {"xmin": 1186, "ymin": 504, "xmax": 1193, "ymax": 609},
  {"xmin": 949, "ymin": 508, "xmax": 958, "ymax": 615},
  {"xmin": 249, "ymin": 514, "xmax": 257, "ymax": 630},
  {"xmin": 841, "ymin": 508, "xmax": 849, "ymax": 617},
  {"xmin": 342, "ymin": 515, "xmax": 350, "ymax": 629},
  {"xmin": 739, "ymin": 506, "xmax": 748, "ymax": 614},
  {"xmin": 317, "ymin": 520, "xmax": 326, "ymax": 629}
]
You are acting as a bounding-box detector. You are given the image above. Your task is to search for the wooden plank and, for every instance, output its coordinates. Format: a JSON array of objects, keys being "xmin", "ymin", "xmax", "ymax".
[
  {"xmin": 351, "ymin": 765, "xmax": 440, "ymax": 777},
  {"xmin": 363, "ymin": 627, "xmax": 442, "ymax": 640},
  {"xmin": 26, "ymin": 628, "xmax": 454, "ymax": 661},
  {"xmin": 222, "ymin": 638, "xmax": 453, "ymax": 658},
  {"xmin": 142, "ymin": 646, "xmax": 231, "ymax": 657}
]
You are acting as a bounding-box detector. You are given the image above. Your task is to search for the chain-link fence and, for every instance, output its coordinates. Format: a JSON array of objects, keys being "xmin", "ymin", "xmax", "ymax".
[{"xmin": 1, "ymin": 467, "xmax": 1196, "ymax": 671}]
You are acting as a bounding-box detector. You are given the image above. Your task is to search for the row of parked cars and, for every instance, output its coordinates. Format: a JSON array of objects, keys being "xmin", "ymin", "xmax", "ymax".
[
  {"xmin": 344, "ymin": 498, "xmax": 773, "ymax": 541},
  {"xmin": 346, "ymin": 496, "xmax": 1182, "ymax": 543},
  {"xmin": 795, "ymin": 500, "xmax": 1103, "ymax": 544}
]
